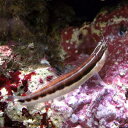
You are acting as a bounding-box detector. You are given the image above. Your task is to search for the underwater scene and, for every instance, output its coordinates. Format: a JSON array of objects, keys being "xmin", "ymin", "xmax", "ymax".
[{"xmin": 0, "ymin": 0, "xmax": 128, "ymax": 128}]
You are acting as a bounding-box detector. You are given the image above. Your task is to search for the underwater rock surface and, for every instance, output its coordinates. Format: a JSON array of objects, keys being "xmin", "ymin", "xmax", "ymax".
[{"xmin": 0, "ymin": 3, "xmax": 128, "ymax": 128}]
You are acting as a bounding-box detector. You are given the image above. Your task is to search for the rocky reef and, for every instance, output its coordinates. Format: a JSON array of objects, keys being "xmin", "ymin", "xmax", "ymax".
[{"xmin": 0, "ymin": 1, "xmax": 128, "ymax": 128}]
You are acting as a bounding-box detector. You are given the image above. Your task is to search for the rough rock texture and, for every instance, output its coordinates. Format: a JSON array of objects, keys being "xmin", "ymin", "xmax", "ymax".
[
  {"xmin": 0, "ymin": 3, "xmax": 128, "ymax": 128},
  {"xmin": 50, "ymin": 4, "xmax": 128, "ymax": 128}
]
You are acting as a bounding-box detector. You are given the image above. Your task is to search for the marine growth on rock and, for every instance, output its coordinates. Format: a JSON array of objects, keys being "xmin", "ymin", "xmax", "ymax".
[{"xmin": 0, "ymin": 2, "xmax": 128, "ymax": 128}]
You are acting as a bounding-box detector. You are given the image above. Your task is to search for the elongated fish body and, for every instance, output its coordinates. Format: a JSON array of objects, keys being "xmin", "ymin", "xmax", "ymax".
[{"xmin": 15, "ymin": 41, "xmax": 108, "ymax": 106}]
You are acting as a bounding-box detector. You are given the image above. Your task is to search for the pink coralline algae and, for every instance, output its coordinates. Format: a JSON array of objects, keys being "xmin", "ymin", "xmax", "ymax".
[
  {"xmin": 0, "ymin": 4, "xmax": 128, "ymax": 128},
  {"xmin": 0, "ymin": 45, "xmax": 13, "ymax": 69},
  {"xmin": 50, "ymin": 5, "xmax": 128, "ymax": 128}
]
